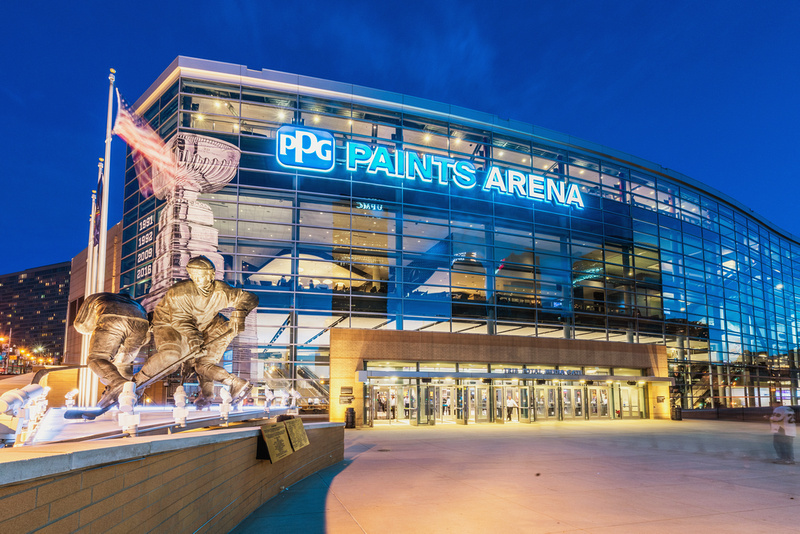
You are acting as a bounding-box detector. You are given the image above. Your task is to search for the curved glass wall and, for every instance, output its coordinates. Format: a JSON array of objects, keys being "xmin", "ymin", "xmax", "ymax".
[{"xmin": 121, "ymin": 68, "xmax": 800, "ymax": 412}]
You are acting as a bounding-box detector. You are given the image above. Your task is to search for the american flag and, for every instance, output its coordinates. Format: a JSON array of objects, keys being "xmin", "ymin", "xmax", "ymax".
[{"xmin": 113, "ymin": 89, "xmax": 177, "ymax": 198}]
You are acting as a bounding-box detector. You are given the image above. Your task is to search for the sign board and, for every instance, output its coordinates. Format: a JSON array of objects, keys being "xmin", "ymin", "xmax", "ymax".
[
  {"xmin": 340, "ymin": 386, "xmax": 353, "ymax": 395},
  {"xmin": 503, "ymin": 368, "xmax": 582, "ymax": 376},
  {"xmin": 284, "ymin": 418, "xmax": 310, "ymax": 451},
  {"xmin": 259, "ymin": 423, "xmax": 293, "ymax": 463},
  {"xmin": 276, "ymin": 125, "xmax": 585, "ymax": 210},
  {"xmin": 339, "ymin": 396, "xmax": 354, "ymax": 405}
]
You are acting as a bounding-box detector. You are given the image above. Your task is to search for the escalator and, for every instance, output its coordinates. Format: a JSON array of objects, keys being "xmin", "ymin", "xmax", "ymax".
[
  {"xmin": 295, "ymin": 367, "xmax": 329, "ymax": 414},
  {"xmin": 297, "ymin": 366, "xmax": 329, "ymax": 396},
  {"xmin": 262, "ymin": 364, "xmax": 329, "ymax": 413}
]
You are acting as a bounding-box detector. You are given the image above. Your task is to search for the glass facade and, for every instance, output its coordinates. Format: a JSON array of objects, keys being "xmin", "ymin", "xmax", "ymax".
[{"xmin": 121, "ymin": 59, "xmax": 800, "ymax": 413}]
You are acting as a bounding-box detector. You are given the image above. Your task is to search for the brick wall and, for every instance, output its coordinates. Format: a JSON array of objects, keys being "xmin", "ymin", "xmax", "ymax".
[{"xmin": 0, "ymin": 423, "xmax": 344, "ymax": 533}]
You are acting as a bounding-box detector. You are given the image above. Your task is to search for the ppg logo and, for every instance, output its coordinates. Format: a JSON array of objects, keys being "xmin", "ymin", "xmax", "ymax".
[{"xmin": 276, "ymin": 126, "xmax": 335, "ymax": 172}]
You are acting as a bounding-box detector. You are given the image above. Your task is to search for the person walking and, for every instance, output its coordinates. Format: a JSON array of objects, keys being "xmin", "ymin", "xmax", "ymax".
[
  {"xmin": 770, "ymin": 401, "xmax": 796, "ymax": 464},
  {"xmin": 506, "ymin": 394, "xmax": 518, "ymax": 421}
]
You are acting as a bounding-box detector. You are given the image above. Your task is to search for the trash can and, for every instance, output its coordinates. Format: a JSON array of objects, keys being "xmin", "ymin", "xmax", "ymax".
[
  {"xmin": 671, "ymin": 405, "xmax": 682, "ymax": 421},
  {"xmin": 345, "ymin": 407, "xmax": 356, "ymax": 428}
]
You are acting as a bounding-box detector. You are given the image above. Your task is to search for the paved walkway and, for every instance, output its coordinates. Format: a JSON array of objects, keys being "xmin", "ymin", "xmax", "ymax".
[{"xmin": 233, "ymin": 420, "xmax": 800, "ymax": 533}]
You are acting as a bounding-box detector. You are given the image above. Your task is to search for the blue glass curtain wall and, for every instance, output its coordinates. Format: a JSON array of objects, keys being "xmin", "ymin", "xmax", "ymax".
[{"xmin": 119, "ymin": 76, "xmax": 800, "ymax": 411}]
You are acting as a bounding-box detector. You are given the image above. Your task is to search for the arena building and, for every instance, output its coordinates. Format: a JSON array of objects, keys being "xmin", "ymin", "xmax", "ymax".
[{"xmin": 120, "ymin": 56, "xmax": 800, "ymax": 426}]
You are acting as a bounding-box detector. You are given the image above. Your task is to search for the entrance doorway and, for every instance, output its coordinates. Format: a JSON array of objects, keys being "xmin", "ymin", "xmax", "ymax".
[
  {"xmin": 534, "ymin": 386, "xmax": 558, "ymax": 420},
  {"xmin": 407, "ymin": 384, "xmax": 434, "ymax": 426},
  {"xmin": 369, "ymin": 385, "xmax": 402, "ymax": 425},
  {"xmin": 493, "ymin": 386, "xmax": 522, "ymax": 423},
  {"xmin": 467, "ymin": 386, "xmax": 491, "ymax": 423},
  {"xmin": 560, "ymin": 386, "xmax": 585, "ymax": 419},
  {"xmin": 587, "ymin": 386, "xmax": 610, "ymax": 419},
  {"xmin": 616, "ymin": 386, "xmax": 642, "ymax": 418},
  {"xmin": 365, "ymin": 379, "xmax": 642, "ymax": 425},
  {"xmin": 519, "ymin": 387, "xmax": 531, "ymax": 423},
  {"xmin": 435, "ymin": 386, "xmax": 457, "ymax": 424}
]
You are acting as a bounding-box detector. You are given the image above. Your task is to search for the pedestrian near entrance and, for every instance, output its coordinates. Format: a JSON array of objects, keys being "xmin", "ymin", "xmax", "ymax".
[
  {"xmin": 506, "ymin": 395, "xmax": 518, "ymax": 421},
  {"xmin": 390, "ymin": 394, "xmax": 397, "ymax": 419},
  {"xmin": 770, "ymin": 402, "xmax": 796, "ymax": 464}
]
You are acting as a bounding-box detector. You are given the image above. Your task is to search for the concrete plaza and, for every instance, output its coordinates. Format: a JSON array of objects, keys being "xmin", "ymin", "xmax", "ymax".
[{"xmin": 233, "ymin": 419, "xmax": 800, "ymax": 533}]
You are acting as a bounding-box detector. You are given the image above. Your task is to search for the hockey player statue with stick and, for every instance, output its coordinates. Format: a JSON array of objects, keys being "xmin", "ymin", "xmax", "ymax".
[
  {"xmin": 134, "ymin": 255, "xmax": 258, "ymax": 408},
  {"xmin": 73, "ymin": 290, "xmax": 150, "ymax": 409}
]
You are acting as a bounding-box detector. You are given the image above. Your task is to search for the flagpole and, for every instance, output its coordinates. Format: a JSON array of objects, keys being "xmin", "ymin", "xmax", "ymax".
[
  {"xmin": 95, "ymin": 68, "xmax": 115, "ymax": 293},
  {"xmin": 80, "ymin": 67, "xmax": 114, "ymax": 407},
  {"xmin": 79, "ymin": 186, "xmax": 98, "ymax": 406}
]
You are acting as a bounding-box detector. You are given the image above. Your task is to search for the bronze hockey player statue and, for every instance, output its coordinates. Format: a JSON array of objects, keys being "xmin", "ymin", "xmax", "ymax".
[
  {"xmin": 134, "ymin": 256, "xmax": 258, "ymax": 408},
  {"xmin": 73, "ymin": 291, "xmax": 150, "ymax": 408}
]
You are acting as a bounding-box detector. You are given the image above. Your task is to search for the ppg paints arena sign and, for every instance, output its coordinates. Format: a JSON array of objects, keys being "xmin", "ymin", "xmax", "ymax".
[{"xmin": 277, "ymin": 126, "xmax": 585, "ymax": 208}]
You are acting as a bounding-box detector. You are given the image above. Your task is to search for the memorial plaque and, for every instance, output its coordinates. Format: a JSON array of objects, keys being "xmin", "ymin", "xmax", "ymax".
[
  {"xmin": 339, "ymin": 396, "xmax": 354, "ymax": 404},
  {"xmin": 284, "ymin": 418, "xmax": 310, "ymax": 451},
  {"xmin": 260, "ymin": 423, "xmax": 293, "ymax": 463}
]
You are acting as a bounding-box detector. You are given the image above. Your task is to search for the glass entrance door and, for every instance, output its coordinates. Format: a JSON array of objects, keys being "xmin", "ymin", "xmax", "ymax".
[
  {"xmin": 534, "ymin": 388, "xmax": 547, "ymax": 420},
  {"xmin": 467, "ymin": 386, "xmax": 492, "ymax": 423},
  {"xmin": 400, "ymin": 386, "xmax": 412, "ymax": 423},
  {"xmin": 494, "ymin": 387, "xmax": 505, "ymax": 424},
  {"xmin": 561, "ymin": 388, "xmax": 573, "ymax": 419},
  {"xmin": 370, "ymin": 386, "xmax": 395, "ymax": 424},
  {"xmin": 501, "ymin": 387, "xmax": 521, "ymax": 423},
  {"xmin": 456, "ymin": 386, "xmax": 468, "ymax": 424},
  {"xmin": 438, "ymin": 387, "xmax": 455, "ymax": 423},
  {"xmin": 533, "ymin": 387, "xmax": 558, "ymax": 420},
  {"xmin": 588, "ymin": 387, "xmax": 611, "ymax": 419},
  {"xmin": 617, "ymin": 386, "xmax": 642, "ymax": 418},
  {"xmin": 574, "ymin": 387, "xmax": 584, "ymax": 419},
  {"xmin": 420, "ymin": 385, "xmax": 435, "ymax": 425},
  {"xmin": 561, "ymin": 387, "xmax": 585, "ymax": 420},
  {"xmin": 475, "ymin": 386, "xmax": 490, "ymax": 423},
  {"xmin": 408, "ymin": 385, "xmax": 420, "ymax": 425},
  {"xmin": 519, "ymin": 386, "xmax": 531, "ymax": 423},
  {"xmin": 546, "ymin": 387, "xmax": 558, "ymax": 418},
  {"xmin": 365, "ymin": 385, "xmax": 374, "ymax": 427}
]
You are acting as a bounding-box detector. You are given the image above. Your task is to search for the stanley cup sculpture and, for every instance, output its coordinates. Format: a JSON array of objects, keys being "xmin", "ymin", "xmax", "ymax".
[
  {"xmin": 142, "ymin": 133, "xmax": 241, "ymax": 312},
  {"xmin": 142, "ymin": 133, "xmax": 257, "ymax": 383}
]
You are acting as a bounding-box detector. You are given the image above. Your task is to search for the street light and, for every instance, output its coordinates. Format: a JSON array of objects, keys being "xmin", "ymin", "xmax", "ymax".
[{"xmin": 32, "ymin": 345, "xmax": 54, "ymax": 367}]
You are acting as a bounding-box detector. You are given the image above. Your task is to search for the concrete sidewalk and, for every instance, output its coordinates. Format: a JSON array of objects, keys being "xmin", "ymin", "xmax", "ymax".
[{"xmin": 232, "ymin": 420, "xmax": 800, "ymax": 533}]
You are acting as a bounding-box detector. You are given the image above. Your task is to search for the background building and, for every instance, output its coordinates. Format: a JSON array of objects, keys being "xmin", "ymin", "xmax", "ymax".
[
  {"xmin": 0, "ymin": 262, "xmax": 70, "ymax": 366},
  {"xmin": 120, "ymin": 57, "xmax": 800, "ymax": 420}
]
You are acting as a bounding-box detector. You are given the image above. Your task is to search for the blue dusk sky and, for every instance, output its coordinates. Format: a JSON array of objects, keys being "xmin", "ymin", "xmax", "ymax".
[{"xmin": 1, "ymin": 1, "xmax": 798, "ymax": 274}]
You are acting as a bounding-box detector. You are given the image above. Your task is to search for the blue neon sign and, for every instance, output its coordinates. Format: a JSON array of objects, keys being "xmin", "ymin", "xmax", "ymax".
[
  {"xmin": 276, "ymin": 126, "xmax": 335, "ymax": 172},
  {"xmin": 276, "ymin": 126, "xmax": 584, "ymax": 209}
]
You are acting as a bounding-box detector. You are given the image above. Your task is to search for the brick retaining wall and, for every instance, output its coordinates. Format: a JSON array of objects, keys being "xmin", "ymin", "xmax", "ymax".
[{"xmin": 0, "ymin": 422, "xmax": 344, "ymax": 533}]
